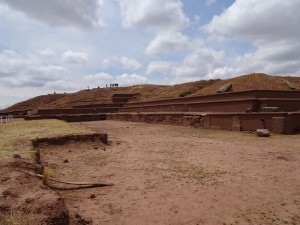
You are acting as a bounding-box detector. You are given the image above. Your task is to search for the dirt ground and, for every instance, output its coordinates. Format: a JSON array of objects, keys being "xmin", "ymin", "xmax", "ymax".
[
  {"xmin": 0, "ymin": 160, "xmax": 69, "ymax": 225},
  {"xmin": 39, "ymin": 120, "xmax": 299, "ymax": 225}
]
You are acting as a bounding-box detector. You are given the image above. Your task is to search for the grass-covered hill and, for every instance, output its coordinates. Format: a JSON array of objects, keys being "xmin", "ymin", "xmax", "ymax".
[{"xmin": 1, "ymin": 73, "xmax": 299, "ymax": 113}]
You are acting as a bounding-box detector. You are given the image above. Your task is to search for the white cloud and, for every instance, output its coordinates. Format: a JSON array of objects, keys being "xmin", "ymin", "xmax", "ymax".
[
  {"xmin": 38, "ymin": 48, "xmax": 56, "ymax": 57},
  {"xmin": 120, "ymin": 0, "xmax": 190, "ymax": 55},
  {"xmin": 0, "ymin": 0, "xmax": 104, "ymax": 29},
  {"xmin": 172, "ymin": 47, "xmax": 227, "ymax": 82},
  {"xmin": 2, "ymin": 77, "xmax": 45, "ymax": 87},
  {"xmin": 206, "ymin": 0, "xmax": 216, "ymax": 6},
  {"xmin": 45, "ymin": 80, "xmax": 78, "ymax": 91},
  {"xmin": 146, "ymin": 32, "xmax": 188, "ymax": 55},
  {"xmin": 31, "ymin": 65, "xmax": 68, "ymax": 79},
  {"xmin": 101, "ymin": 58, "xmax": 111, "ymax": 68},
  {"xmin": 0, "ymin": 50, "xmax": 69, "ymax": 88},
  {"xmin": 83, "ymin": 72, "xmax": 113, "ymax": 88},
  {"xmin": 120, "ymin": 57, "xmax": 142, "ymax": 70},
  {"xmin": 100, "ymin": 57, "xmax": 142, "ymax": 70},
  {"xmin": 146, "ymin": 61, "xmax": 172, "ymax": 75},
  {"xmin": 83, "ymin": 72, "xmax": 113, "ymax": 81},
  {"xmin": 2, "ymin": 65, "xmax": 68, "ymax": 88},
  {"xmin": 61, "ymin": 50, "xmax": 89, "ymax": 64},
  {"xmin": 0, "ymin": 50, "xmax": 40, "ymax": 77},
  {"xmin": 116, "ymin": 73, "xmax": 147, "ymax": 86},
  {"xmin": 233, "ymin": 42, "xmax": 300, "ymax": 75},
  {"xmin": 204, "ymin": 0, "xmax": 300, "ymax": 76},
  {"xmin": 119, "ymin": 0, "xmax": 189, "ymax": 31},
  {"xmin": 204, "ymin": 0, "xmax": 300, "ymax": 44}
]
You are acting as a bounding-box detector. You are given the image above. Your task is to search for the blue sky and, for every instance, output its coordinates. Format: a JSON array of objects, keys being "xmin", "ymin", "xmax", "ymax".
[{"xmin": 0, "ymin": 0, "xmax": 299, "ymax": 108}]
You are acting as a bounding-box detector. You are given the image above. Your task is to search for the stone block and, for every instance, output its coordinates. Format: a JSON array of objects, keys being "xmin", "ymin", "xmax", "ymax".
[
  {"xmin": 232, "ymin": 116, "xmax": 242, "ymax": 131},
  {"xmin": 272, "ymin": 117, "xmax": 293, "ymax": 134},
  {"xmin": 256, "ymin": 129, "xmax": 270, "ymax": 137},
  {"xmin": 217, "ymin": 83, "xmax": 232, "ymax": 93}
]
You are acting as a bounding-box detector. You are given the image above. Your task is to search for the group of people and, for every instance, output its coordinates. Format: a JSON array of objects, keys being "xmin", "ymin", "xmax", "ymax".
[
  {"xmin": 107, "ymin": 83, "xmax": 119, "ymax": 88},
  {"xmin": 84, "ymin": 83, "xmax": 119, "ymax": 91}
]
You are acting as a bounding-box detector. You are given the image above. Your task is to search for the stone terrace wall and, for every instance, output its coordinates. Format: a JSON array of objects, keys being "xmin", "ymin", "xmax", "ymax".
[
  {"xmin": 112, "ymin": 93, "xmax": 140, "ymax": 103},
  {"xmin": 25, "ymin": 114, "xmax": 106, "ymax": 122},
  {"xmin": 107, "ymin": 112, "xmax": 300, "ymax": 134},
  {"xmin": 72, "ymin": 103, "xmax": 123, "ymax": 108},
  {"xmin": 124, "ymin": 90, "xmax": 300, "ymax": 107},
  {"xmin": 259, "ymin": 99, "xmax": 300, "ymax": 112},
  {"xmin": 119, "ymin": 99, "xmax": 260, "ymax": 113},
  {"xmin": 120, "ymin": 97, "xmax": 300, "ymax": 113},
  {"xmin": 35, "ymin": 107, "xmax": 118, "ymax": 115}
]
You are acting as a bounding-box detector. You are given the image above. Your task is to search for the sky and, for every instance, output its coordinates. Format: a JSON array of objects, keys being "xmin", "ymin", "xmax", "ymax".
[{"xmin": 0, "ymin": 0, "xmax": 300, "ymax": 108}]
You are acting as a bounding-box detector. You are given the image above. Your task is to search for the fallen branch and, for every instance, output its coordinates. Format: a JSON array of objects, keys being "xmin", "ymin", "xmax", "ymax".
[{"xmin": 36, "ymin": 174, "xmax": 114, "ymax": 187}]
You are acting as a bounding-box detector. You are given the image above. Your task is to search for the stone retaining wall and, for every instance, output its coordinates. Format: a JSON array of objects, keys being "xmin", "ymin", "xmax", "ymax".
[
  {"xmin": 107, "ymin": 112, "xmax": 300, "ymax": 134},
  {"xmin": 25, "ymin": 114, "xmax": 106, "ymax": 122},
  {"xmin": 35, "ymin": 108, "xmax": 118, "ymax": 115},
  {"xmin": 120, "ymin": 98, "xmax": 300, "ymax": 113},
  {"xmin": 72, "ymin": 103, "xmax": 123, "ymax": 108},
  {"xmin": 124, "ymin": 90, "xmax": 300, "ymax": 107},
  {"xmin": 32, "ymin": 133, "xmax": 108, "ymax": 147}
]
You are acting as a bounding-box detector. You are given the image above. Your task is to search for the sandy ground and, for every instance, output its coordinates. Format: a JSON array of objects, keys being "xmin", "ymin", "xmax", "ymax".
[{"xmin": 40, "ymin": 120, "xmax": 300, "ymax": 225}]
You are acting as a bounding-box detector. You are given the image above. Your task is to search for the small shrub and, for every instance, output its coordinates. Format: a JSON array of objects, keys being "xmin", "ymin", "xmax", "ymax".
[{"xmin": 179, "ymin": 90, "xmax": 194, "ymax": 97}]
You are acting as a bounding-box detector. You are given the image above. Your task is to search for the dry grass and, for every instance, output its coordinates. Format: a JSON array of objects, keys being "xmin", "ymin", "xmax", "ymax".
[
  {"xmin": 196, "ymin": 73, "xmax": 300, "ymax": 95},
  {"xmin": 0, "ymin": 211, "xmax": 29, "ymax": 225},
  {"xmin": 0, "ymin": 119, "xmax": 93, "ymax": 159}
]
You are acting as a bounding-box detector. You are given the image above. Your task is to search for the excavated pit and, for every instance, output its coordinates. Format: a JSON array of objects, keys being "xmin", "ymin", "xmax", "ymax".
[{"xmin": 1, "ymin": 133, "xmax": 109, "ymax": 225}]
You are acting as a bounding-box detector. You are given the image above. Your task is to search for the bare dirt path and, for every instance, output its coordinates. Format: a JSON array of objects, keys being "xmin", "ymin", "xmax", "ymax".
[{"xmin": 41, "ymin": 120, "xmax": 300, "ymax": 225}]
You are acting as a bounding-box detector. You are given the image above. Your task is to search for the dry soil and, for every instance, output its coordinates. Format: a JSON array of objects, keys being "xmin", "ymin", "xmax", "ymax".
[{"xmin": 40, "ymin": 120, "xmax": 300, "ymax": 225}]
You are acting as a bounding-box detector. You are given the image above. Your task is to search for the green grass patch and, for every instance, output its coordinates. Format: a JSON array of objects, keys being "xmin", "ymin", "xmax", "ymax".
[{"xmin": 0, "ymin": 119, "xmax": 93, "ymax": 159}]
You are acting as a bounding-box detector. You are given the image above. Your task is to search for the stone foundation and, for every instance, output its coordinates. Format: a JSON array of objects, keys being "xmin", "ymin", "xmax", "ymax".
[{"xmin": 107, "ymin": 112, "xmax": 300, "ymax": 134}]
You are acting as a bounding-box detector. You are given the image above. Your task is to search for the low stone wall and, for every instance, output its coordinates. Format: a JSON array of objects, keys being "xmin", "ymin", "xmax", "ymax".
[
  {"xmin": 25, "ymin": 114, "xmax": 106, "ymax": 122},
  {"xmin": 259, "ymin": 99, "xmax": 300, "ymax": 112},
  {"xmin": 72, "ymin": 103, "xmax": 123, "ymax": 108},
  {"xmin": 120, "ymin": 99, "xmax": 259, "ymax": 113},
  {"xmin": 107, "ymin": 112, "xmax": 300, "ymax": 134},
  {"xmin": 290, "ymin": 112, "xmax": 300, "ymax": 133},
  {"xmin": 35, "ymin": 107, "xmax": 117, "ymax": 115},
  {"xmin": 120, "ymin": 98, "xmax": 300, "ymax": 113},
  {"xmin": 32, "ymin": 133, "xmax": 108, "ymax": 147},
  {"xmin": 112, "ymin": 93, "xmax": 139, "ymax": 103},
  {"xmin": 124, "ymin": 90, "xmax": 300, "ymax": 107},
  {"xmin": 0, "ymin": 110, "xmax": 29, "ymax": 116}
]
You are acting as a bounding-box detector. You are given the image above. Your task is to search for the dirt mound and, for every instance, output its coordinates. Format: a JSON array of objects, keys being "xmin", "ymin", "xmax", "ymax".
[
  {"xmin": 2, "ymin": 73, "xmax": 300, "ymax": 112},
  {"xmin": 195, "ymin": 73, "xmax": 300, "ymax": 95},
  {"xmin": 1, "ymin": 80, "xmax": 217, "ymax": 112},
  {"xmin": 40, "ymin": 81, "xmax": 218, "ymax": 109},
  {"xmin": 1, "ymin": 94, "xmax": 66, "ymax": 113},
  {"xmin": 0, "ymin": 160, "xmax": 69, "ymax": 225}
]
